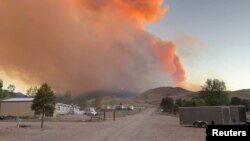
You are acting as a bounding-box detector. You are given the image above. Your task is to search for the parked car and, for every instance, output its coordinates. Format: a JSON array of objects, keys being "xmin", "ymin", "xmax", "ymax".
[{"xmin": 84, "ymin": 108, "xmax": 97, "ymax": 116}]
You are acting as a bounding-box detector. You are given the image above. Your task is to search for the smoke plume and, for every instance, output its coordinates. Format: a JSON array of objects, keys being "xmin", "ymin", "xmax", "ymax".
[{"xmin": 0, "ymin": 0, "xmax": 185, "ymax": 94}]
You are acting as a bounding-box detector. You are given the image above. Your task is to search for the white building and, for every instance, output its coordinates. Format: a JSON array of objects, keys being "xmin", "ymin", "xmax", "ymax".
[{"xmin": 55, "ymin": 103, "xmax": 84, "ymax": 116}]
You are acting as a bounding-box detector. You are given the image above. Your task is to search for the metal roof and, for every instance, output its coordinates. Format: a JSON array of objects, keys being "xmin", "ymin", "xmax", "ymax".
[{"xmin": 1, "ymin": 98, "xmax": 34, "ymax": 102}]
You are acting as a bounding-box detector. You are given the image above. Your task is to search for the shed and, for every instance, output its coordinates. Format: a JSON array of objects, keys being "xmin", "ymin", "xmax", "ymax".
[{"xmin": 0, "ymin": 98, "xmax": 34, "ymax": 117}]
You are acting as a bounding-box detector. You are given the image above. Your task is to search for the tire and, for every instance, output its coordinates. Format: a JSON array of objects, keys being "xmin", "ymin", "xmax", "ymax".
[
  {"xmin": 0, "ymin": 116, "xmax": 4, "ymax": 120},
  {"xmin": 193, "ymin": 122, "xmax": 200, "ymax": 128},
  {"xmin": 200, "ymin": 122, "xmax": 207, "ymax": 128}
]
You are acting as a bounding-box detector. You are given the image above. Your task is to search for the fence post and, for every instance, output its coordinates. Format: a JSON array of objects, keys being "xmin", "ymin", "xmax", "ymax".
[
  {"xmin": 104, "ymin": 110, "xmax": 106, "ymax": 120},
  {"xmin": 113, "ymin": 110, "xmax": 116, "ymax": 121}
]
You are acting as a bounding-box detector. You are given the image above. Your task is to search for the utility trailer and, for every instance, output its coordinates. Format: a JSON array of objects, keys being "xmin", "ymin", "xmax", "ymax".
[{"xmin": 179, "ymin": 105, "xmax": 247, "ymax": 128}]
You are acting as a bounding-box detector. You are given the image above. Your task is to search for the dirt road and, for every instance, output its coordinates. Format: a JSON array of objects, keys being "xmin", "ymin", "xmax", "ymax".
[{"xmin": 0, "ymin": 108, "xmax": 205, "ymax": 141}]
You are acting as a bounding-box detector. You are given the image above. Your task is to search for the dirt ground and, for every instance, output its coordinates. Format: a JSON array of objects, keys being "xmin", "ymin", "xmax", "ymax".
[{"xmin": 0, "ymin": 108, "xmax": 205, "ymax": 141}]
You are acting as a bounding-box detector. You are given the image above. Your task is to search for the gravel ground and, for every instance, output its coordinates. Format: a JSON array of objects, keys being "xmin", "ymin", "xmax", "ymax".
[{"xmin": 0, "ymin": 108, "xmax": 205, "ymax": 141}]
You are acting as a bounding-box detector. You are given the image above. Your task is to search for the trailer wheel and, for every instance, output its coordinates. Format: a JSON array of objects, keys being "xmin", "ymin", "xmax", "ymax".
[
  {"xmin": 193, "ymin": 122, "xmax": 200, "ymax": 128},
  {"xmin": 200, "ymin": 122, "xmax": 207, "ymax": 128},
  {"xmin": 0, "ymin": 116, "xmax": 4, "ymax": 120}
]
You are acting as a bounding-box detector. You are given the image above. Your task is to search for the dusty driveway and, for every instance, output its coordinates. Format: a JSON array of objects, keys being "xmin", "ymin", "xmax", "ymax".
[{"xmin": 0, "ymin": 108, "xmax": 205, "ymax": 141}]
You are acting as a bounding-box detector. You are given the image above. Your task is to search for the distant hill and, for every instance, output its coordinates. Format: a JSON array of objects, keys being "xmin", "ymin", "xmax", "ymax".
[
  {"xmin": 9, "ymin": 87, "xmax": 249, "ymax": 107},
  {"xmin": 14, "ymin": 92, "xmax": 28, "ymax": 98},
  {"xmin": 0, "ymin": 91, "xmax": 28, "ymax": 100},
  {"xmin": 133, "ymin": 87, "xmax": 250, "ymax": 105},
  {"xmin": 134, "ymin": 87, "xmax": 197, "ymax": 105},
  {"xmin": 52, "ymin": 87, "xmax": 250, "ymax": 106},
  {"xmin": 229, "ymin": 89, "xmax": 250, "ymax": 100},
  {"xmin": 72, "ymin": 90, "xmax": 137, "ymax": 104}
]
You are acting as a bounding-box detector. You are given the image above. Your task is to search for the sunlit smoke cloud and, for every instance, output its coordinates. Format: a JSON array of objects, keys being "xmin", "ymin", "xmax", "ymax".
[{"xmin": 0, "ymin": 0, "xmax": 185, "ymax": 94}]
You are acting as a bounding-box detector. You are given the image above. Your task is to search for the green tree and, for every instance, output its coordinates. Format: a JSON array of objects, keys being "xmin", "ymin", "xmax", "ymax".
[
  {"xmin": 0, "ymin": 79, "xmax": 3, "ymax": 94},
  {"xmin": 192, "ymin": 97, "xmax": 207, "ymax": 106},
  {"xmin": 173, "ymin": 104, "xmax": 179, "ymax": 115},
  {"xmin": 199, "ymin": 79, "xmax": 229, "ymax": 106},
  {"xmin": 7, "ymin": 84, "xmax": 15, "ymax": 92},
  {"xmin": 79, "ymin": 97, "xmax": 87, "ymax": 110},
  {"xmin": 7, "ymin": 84, "xmax": 16, "ymax": 97},
  {"xmin": 92, "ymin": 96, "xmax": 102, "ymax": 110},
  {"xmin": 183, "ymin": 100, "xmax": 195, "ymax": 107},
  {"xmin": 175, "ymin": 98, "xmax": 195, "ymax": 107},
  {"xmin": 31, "ymin": 83, "xmax": 56, "ymax": 128},
  {"xmin": 241, "ymin": 99, "xmax": 250, "ymax": 111},
  {"xmin": 175, "ymin": 98, "xmax": 185, "ymax": 107},
  {"xmin": 64, "ymin": 91, "xmax": 72, "ymax": 104},
  {"xmin": 230, "ymin": 97, "xmax": 242, "ymax": 105},
  {"xmin": 26, "ymin": 86, "xmax": 38, "ymax": 97},
  {"xmin": 0, "ymin": 79, "xmax": 5, "ymax": 100},
  {"xmin": 160, "ymin": 97, "xmax": 174, "ymax": 112}
]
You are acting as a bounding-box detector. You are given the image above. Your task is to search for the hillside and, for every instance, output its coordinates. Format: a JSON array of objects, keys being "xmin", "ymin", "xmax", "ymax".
[
  {"xmin": 134, "ymin": 87, "xmax": 250, "ymax": 106},
  {"xmin": 229, "ymin": 89, "xmax": 250, "ymax": 100},
  {"xmin": 0, "ymin": 91, "xmax": 28, "ymax": 100},
  {"xmin": 75, "ymin": 87, "xmax": 197, "ymax": 107},
  {"xmin": 34, "ymin": 87, "xmax": 250, "ymax": 106},
  {"xmin": 134, "ymin": 87, "xmax": 197, "ymax": 105},
  {"xmin": 72, "ymin": 90, "xmax": 137, "ymax": 104}
]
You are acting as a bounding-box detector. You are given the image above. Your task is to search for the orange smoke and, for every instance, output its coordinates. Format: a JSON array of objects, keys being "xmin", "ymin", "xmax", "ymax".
[
  {"xmin": 115, "ymin": 0, "xmax": 167, "ymax": 24},
  {"xmin": 151, "ymin": 40, "xmax": 186, "ymax": 85},
  {"xmin": 0, "ymin": 0, "xmax": 185, "ymax": 94},
  {"xmin": 73, "ymin": 0, "xmax": 167, "ymax": 24}
]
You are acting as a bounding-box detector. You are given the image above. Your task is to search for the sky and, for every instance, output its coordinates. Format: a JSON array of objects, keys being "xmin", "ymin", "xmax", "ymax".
[
  {"xmin": 146, "ymin": 0, "xmax": 250, "ymax": 91},
  {"xmin": 0, "ymin": 0, "xmax": 250, "ymax": 93}
]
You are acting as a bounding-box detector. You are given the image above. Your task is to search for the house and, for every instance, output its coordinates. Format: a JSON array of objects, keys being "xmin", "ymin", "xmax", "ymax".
[
  {"xmin": 0, "ymin": 98, "xmax": 35, "ymax": 117},
  {"xmin": 55, "ymin": 103, "xmax": 84, "ymax": 116}
]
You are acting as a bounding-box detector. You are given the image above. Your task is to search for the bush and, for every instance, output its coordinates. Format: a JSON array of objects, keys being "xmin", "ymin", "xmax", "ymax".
[{"xmin": 160, "ymin": 97, "xmax": 174, "ymax": 112}]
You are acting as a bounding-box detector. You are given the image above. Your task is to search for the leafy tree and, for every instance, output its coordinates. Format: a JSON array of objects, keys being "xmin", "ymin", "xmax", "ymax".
[
  {"xmin": 0, "ymin": 79, "xmax": 3, "ymax": 94},
  {"xmin": 229, "ymin": 97, "xmax": 250, "ymax": 111},
  {"xmin": 92, "ymin": 96, "xmax": 102, "ymax": 110},
  {"xmin": 241, "ymin": 99, "xmax": 250, "ymax": 111},
  {"xmin": 7, "ymin": 84, "xmax": 16, "ymax": 97},
  {"xmin": 64, "ymin": 91, "xmax": 72, "ymax": 104},
  {"xmin": 0, "ymin": 79, "xmax": 5, "ymax": 100},
  {"xmin": 79, "ymin": 97, "xmax": 87, "ymax": 110},
  {"xmin": 192, "ymin": 97, "xmax": 207, "ymax": 106},
  {"xmin": 230, "ymin": 97, "xmax": 242, "ymax": 105},
  {"xmin": 173, "ymin": 104, "xmax": 179, "ymax": 115},
  {"xmin": 31, "ymin": 83, "xmax": 56, "ymax": 128},
  {"xmin": 160, "ymin": 97, "xmax": 174, "ymax": 112},
  {"xmin": 26, "ymin": 86, "xmax": 38, "ymax": 97},
  {"xmin": 199, "ymin": 79, "xmax": 229, "ymax": 106},
  {"xmin": 175, "ymin": 98, "xmax": 185, "ymax": 107},
  {"xmin": 7, "ymin": 84, "xmax": 15, "ymax": 92}
]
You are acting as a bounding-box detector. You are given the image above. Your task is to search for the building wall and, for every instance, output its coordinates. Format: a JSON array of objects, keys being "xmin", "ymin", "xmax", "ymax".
[{"xmin": 0, "ymin": 102, "xmax": 34, "ymax": 117}]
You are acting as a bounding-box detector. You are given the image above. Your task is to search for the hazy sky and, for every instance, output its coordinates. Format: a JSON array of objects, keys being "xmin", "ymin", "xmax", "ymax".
[{"xmin": 146, "ymin": 0, "xmax": 250, "ymax": 90}]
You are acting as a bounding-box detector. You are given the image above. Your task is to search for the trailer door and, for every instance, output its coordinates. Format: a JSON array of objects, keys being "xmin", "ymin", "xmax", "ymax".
[
  {"xmin": 238, "ymin": 107, "xmax": 247, "ymax": 122},
  {"xmin": 222, "ymin": 107, "xmax": 230, "ymax": 124}
]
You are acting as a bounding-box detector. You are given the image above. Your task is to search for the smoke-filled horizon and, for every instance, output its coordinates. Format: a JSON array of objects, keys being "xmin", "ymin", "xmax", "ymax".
[{"xmin": 0, "ymin": 0, "xmax": 186, "ymax": 94}]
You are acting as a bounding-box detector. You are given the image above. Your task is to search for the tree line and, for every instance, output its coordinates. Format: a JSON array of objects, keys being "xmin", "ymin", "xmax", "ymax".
[
  {"xmin": 31, "ymin": 84, "xmax": 102, "ymax": 128},
  {"xmin": 1, "ymin": 79, "xmax": 102, "ymax": 128},
  {"xmin": 63, "ymin": 91, "xmax": 102, "ymax": 110},
  {"xmin": 0, "ymin": 79, "xmax": 17, "ymax": 100},
  {"xmin": 0, "ymin": 79, "xmax": 102, "ymax": 111},
  {"xmin": 160, "ymin": 79, "xmax": 250, "ymax": 113}
]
